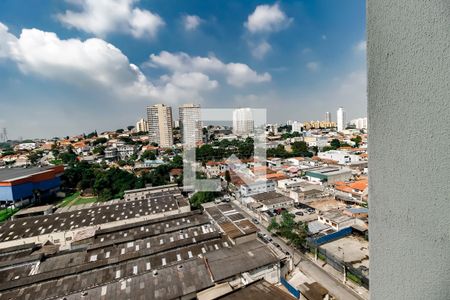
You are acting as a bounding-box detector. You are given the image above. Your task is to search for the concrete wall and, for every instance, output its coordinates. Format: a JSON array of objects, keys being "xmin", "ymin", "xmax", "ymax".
[{"xmin": 368, "ymin": 1, "xmax": 450, "ymax": 299}]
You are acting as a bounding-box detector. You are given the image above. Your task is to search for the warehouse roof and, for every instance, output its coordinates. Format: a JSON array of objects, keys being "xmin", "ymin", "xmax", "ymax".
[
  {"xmin": 205, "ymin": 240, "xmax": 278, "ymax": 281},
  {"xmin": 219, "ymin": 279, "xmax": 296, "ymax": 300},
  {"xmin": 0, "ymin": 188, "xmax": 188, "ymax": 243},
  {"xmin": 0, "ymin": 166, "xmax": 63, "ymax": 182},
  {"xmin": 203, "ymin": 203, "xmax": 258, "ymax": 240},
  {"xmin": 251, "ymin": 192, "xmax": 294, "ymax": 206}
]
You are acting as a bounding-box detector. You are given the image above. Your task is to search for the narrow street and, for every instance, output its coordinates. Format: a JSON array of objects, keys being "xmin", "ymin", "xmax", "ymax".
[{"xmin": 230, "ymin": 200, "xmax": 366, "ymax": 300}]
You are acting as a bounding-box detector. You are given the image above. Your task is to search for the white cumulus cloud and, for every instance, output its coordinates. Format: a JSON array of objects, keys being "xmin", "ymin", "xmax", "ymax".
[
  {"xmin": 245, "ymin": 3, "xmax": 292, "ymax": 34},
  {"xmin": 244, "ymin": 3, "xmax": 291, "ymax": 59},
  {"xmin": 183, "ymin": 15, "xmax": 202, "ymax": 31},
  {"xmin": 57, "ymin": 0, "xmax": 164, "ymax": 39},
  {"xmin": 0, "ymin": 23, "xmax": 217, "ymax": 103},
  {"xmin": 149, "ymin": 51, "xmax": 271, "ymax": 87}
]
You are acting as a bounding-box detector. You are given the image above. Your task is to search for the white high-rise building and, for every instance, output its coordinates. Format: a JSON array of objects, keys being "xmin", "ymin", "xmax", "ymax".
[
  {"xmin": 292, "ymin": 121, "xmax": 303, "ymax": 133},
  {"xmin": 135, "ymin": 118, "xmax": 148, "ymax": 133},
  {"xmin": 233, "ymin": 108, "xmax": 254, "ymax": 136},
  {"xmin": 325, "ymin": 112, "xmax": 331, "ymax": 123},
  {"xmin": 179, "ymin": 104, "xmax": 202, "ymax": 147},
  {"xmin": 337, "ymin": 107, "xmax": 346, "ymax": 132},
  {"xmin": 147, "ymin": 104, "xmax": 174, "ymax": 148},
  {"xmin": 350, "ymin": 117, "xmax": 368, "ymax": 129}
]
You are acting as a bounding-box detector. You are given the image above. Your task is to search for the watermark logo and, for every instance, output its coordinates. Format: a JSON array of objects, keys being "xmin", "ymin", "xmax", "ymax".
[{"xmin": 183, "ymin": 108, "xmax": 267, "ymax": 192}]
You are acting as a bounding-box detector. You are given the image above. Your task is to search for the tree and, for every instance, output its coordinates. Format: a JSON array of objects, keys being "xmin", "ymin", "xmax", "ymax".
[
  {"xmin": 224, "ymin": 170, "xmax": 231, "ymax": 185},
  {"xmin": 170, "ymin": 155, "xmax": 183, "ymax": 168},
  {"xmin": 28, "ymin": 151, "xmax": 42, "ymax": 165},
  {"xmin": 267, "ymin": 218, "xmax": 280, "ymax": 232},
  {"xmin": 92, "ymin": 145, "xmax": 106, "ymax": 155},
  {"xmin": 86, "ymin": 131, "xmax": 97, "ymax": 138},
  {"xmin": 116, "ymin": 129, "xmax": 124, "ymax": 134},
  {"xmin": 59, "ymin": 146, "xmax": 77, "ymax": 165},
  {"xmin": 292, "ymin": 141, "xmax": 308, "ymax": 153},
  {"xmin": 330, "ymin": 139, "xmax": 341, "ymax": 150},
  {"xmin": 93, "ymin": 137, "xmax": 108, "ymax": 146},
  {"xmin": 312, "ymin": 146, "xmax": 319, "ymax": 156},
  {"xmin": 321, "ymin": 146, "xmax": 334, "ymax": 152},
  {"xmin": 119, "ymin": 136, "xmax": 134, "ymax": 144},
  {"xmin": 267, "ymin": 211, "xmax": 308, "ymax": 248},
  {"xmin": 141, "ymin": 150, "xmax": 156, "ymax": 161},
  {"xmin": 351, "ymin": 135, "xmax": 362, "ymax": 148},
  {"xmin": 189, "ymin": 191, "xmax": 220, "ymax": 209},
  {"xmin": 127, "ymin": 125, "xmax": 135, "ymax": 131}
]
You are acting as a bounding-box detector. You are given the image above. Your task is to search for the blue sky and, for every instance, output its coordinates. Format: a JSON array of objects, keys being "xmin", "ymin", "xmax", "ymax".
[{"xmin": 0, "ymin": 0, "xmax": 366, "ymax": 139}]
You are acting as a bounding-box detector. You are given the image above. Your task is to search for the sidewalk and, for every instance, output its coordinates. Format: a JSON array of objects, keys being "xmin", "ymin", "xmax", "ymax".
[{"xmin": 304, "ymin": 252, "xmax": 369, "ymax": 299}]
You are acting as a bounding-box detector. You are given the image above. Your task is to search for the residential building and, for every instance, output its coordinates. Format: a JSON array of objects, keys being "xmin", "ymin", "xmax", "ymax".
[
  {"xmin": 147, "ymin": 104, "xmax": 174, "ymax": 148},
  {"xmin": 334, "ymin": 179, "xmax": 368, "ymax": 203},
  {"xmin": 318, "ymin": 150, "xmax": 361, "ymax": 165},
  {"xmin": 266, "ymin": 123, "xmax": 278, "ymax": 135},
  {"xmin": 16, "ymin": 143, "xmax": 37, "ymax": 151},
  {"xmin": 233, "ymin": 108, "xmax": 254, "ymax": 136},
  {"xmin": 117, "ymin": 144, "xmax": 136, "ymax": 160},
  {"xmin": 179, "ymin": 103, "xmax": 202, "ymax": 147},
  {"xmin": 350, "ymin": 117, "xmax": 368, "ymax": 130},
  {"xmin": 135, "ymin": 118, "xmax": 149, "ymax": 133},
  {"xmin": 337, "ymin": 107, "xmax": 346, "ymax": 132},
  {"xmin": 104, "ymin": 147, "xmax": 118, "ymax": 160},
  {"xmin": 291, "ymin": 121, "xmax": 303, "ymax": 133},
  {"xmin": 304, "ymin": 136, "xmax": 328, "ymax": 148},
  {"xmin": 325, "ymin": 111, "xmax": 331, "ymax": 123}
]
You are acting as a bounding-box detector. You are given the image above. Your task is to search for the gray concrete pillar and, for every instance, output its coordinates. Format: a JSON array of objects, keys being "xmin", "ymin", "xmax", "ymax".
[{"xmin": 368, "ymin": 1, "xmax": 450, "ymax": 299}]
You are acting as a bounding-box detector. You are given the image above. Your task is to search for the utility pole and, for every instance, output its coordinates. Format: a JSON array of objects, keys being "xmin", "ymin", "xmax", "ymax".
[{"xmin": 338, "ymin": 246, "xmax": 346, "ymax": 283}]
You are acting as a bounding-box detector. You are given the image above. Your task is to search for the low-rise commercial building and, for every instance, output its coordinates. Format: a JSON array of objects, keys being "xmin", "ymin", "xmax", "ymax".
[
  {"xmin": 238, "ymin": 180, "xmax": 276, "ymax": 198},
  {"xmin": 305, "ymin": 167, "xmax": 352, "ymax": 184},
  {"xmin": 317, "ymin": 210, "xmax": 355, "ymax": 231},
  {"xmin": 250, "ymin": 192, "xmax": 295, "ymax": 211},
  {"xmin": 0, "ymin": 166, "xmax": 64, "ymax": 207}
]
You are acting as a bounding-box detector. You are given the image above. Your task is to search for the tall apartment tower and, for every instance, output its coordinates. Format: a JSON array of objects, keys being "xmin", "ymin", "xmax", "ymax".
[
  {"xmin": 135, "ymin": 118, "xmax": 149, "ymax": 133},
  {"xmin": 147, "ymin": 104, "xmax": 174, "ymax": 148},
  {"xmin": 325, "ymin": 111, "xmax": 331, "ymax": 123},
  {"xmin": 233, "ymin": 108, "xmax": 254, "ymax": 136},
  {"xmin": 336, "ymin": 107, "xmax": 346, "ymax": 132},
  {"xmin": 179, "ymin": 104, "xmax": 202, "ymax": 147}
]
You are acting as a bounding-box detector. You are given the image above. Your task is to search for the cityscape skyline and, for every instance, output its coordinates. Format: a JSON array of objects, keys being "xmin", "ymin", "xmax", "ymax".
[{"xmin": 0, "ymin": 0, "xmax": 366, "ymax": 139}]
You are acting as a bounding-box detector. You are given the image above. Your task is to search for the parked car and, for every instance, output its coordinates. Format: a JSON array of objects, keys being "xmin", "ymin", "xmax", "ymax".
[
  {"xmin": 295, "ymin": 211, "xmax": 304, "ymax": 216},
  {"xmin": 252, "ymin": 218, "xmax": 259, "ymax": 224}
]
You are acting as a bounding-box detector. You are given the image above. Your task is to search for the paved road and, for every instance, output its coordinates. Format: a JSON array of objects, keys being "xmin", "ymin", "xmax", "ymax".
[{"xmin": 230, "ymin": 200, "xmax": 365, "ymax": 300}]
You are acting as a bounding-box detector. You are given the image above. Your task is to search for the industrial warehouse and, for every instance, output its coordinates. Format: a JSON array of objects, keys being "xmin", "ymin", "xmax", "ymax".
[
  {"xmin": 0, "ymin": 185, "xmax": 289, "ymax": 300},
  {"xmin": 0, "ymin": 166, "xmax": 64, "ymax": 208}
]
